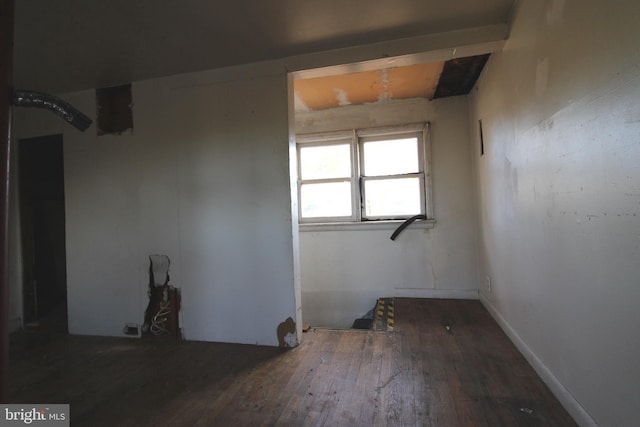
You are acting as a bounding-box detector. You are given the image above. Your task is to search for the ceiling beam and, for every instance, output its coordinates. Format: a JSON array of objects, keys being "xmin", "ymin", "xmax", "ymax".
[{"xmin": 287, "ymin": 23, "xmax": 507, "ymax": 80}]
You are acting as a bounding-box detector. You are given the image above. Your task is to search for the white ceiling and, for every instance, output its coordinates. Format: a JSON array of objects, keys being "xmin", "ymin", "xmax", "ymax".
[{"xmin": 13, "ymin": 0, "xmax": 516, "ymax": 93}]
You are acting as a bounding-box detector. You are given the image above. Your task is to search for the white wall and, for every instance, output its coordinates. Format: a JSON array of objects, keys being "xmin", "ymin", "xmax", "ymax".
[
  {"xmin": 12, "ymin": 65, "xmax": 299, "ymax": 346},
  {"xmin": 297, "ymin": 98, "xmax": 479, "ymax": 328},
  {"xmin": 469, "ymin": 1, "xmax": 640, "ymax": 426},
  {"xmin": 8, "ymin": 9, "xmax": 507, "ymax": 343}
]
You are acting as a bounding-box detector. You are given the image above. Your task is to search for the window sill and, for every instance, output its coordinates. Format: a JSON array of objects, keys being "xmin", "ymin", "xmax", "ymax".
[{"xmin": 299, "ymin": 219, "xmax": 436, "ymax": 232}]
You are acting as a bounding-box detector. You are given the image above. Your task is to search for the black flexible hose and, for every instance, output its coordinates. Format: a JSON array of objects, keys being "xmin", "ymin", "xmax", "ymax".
[
  {"xmin": 390, "ymin": 214, "xmax": 427, "ymax": 241},
  {"xmin": 12, "ymin": 89, "xmax": 92, "ymax": 131}
]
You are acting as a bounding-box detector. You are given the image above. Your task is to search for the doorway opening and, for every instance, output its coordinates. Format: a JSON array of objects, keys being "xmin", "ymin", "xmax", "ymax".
[
  {"xmin": 19, "ymin": 134, "xmax": 68, "ymax": 333},
  {"xmin": 290, "ymin": 53, "xmax": 490, "ymax": 330}
]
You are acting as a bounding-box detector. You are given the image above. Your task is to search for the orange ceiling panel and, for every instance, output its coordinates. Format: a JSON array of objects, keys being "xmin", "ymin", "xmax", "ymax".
[{"xmin": 294, "ymin": 61, "xmax": 444, "ymax": 112}]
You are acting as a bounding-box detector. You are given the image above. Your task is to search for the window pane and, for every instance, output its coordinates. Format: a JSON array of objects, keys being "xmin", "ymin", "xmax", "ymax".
[
  {"xmin": 301, "ymin": 182, "xmax": 352, "ymax": 218},
  {"xmin": 300, "ymin": 144, "xmax": 351, "ymax": 179},
  {"xmin": 364, "ymin": 178, "xmax": 421, "ymax": 217},
  {"xmin": 362, "ymin": 137, "xmax": 419, "ymax": 176}
]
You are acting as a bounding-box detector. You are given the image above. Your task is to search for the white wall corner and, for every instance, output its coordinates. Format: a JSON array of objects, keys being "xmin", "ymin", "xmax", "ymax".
[
  {"xmin": 287, "ymin": 72, "xmax": 303, "ymax": 343},
  {"xmin": 479, "ymin": 294, "xmax": 599, "ymax": 427}
]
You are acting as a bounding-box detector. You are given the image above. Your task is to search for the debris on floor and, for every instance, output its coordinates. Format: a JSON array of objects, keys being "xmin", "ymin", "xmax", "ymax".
[
  {"xmin": 277, "ymin": 317, "xmax": 297, "ymax": 347},
  {"xmin": 351, "ymin": 304, "xmax": 375, "ymax": 329},
  {"xmin": 351, "ymin": 298, "xmax": 395, "ymax": 331},
  {"xmin": 351, "ymin": 317, "xmax": 373, "ymax": 329}
]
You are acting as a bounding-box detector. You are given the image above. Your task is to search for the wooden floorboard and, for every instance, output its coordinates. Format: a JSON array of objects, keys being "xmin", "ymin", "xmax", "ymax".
[{"xmin": 9, "ymin": 298, "xmax": 577, "ymax": 426}]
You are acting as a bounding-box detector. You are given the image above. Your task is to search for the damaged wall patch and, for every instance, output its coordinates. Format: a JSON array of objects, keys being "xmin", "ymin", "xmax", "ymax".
[{"xmin": 277, "ymin": 317, "xmax": 297, "ymax": 348}]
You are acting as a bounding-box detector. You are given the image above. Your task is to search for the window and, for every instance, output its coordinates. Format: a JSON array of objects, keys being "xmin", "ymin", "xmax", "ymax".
[{"xmin": 296, "ymin": 123, "xmax": 432, "ymax": 224}]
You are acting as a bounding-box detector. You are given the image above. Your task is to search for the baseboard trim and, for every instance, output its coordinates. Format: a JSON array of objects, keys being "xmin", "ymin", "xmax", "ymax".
[
  {"xmin": 393, "ymin": 288, "xmax": 479, "ymax": 299},
  {"xmin": 479, "ymin": 294, "xmax": 598, "ymax": 427}
]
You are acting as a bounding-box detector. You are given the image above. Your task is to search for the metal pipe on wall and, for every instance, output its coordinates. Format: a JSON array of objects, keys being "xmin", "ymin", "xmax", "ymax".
[{"xmin": 12, "ymin": 90, "xmax": 92, "ymax": 131}]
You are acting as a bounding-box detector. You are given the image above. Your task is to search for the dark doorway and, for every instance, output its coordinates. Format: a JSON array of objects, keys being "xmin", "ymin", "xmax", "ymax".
[{"xmin": 19, "ymin": 134, "xmax": 68, "ymax": 333}]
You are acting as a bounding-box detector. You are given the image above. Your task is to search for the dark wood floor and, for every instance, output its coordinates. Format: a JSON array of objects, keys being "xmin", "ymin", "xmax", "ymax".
[{"xmin": 9, "ymin": 298, "xmax": 576, "ymax": 426}]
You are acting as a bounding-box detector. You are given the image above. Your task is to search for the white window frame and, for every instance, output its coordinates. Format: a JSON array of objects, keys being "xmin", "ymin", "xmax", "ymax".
[{"xmin": 296, "ymin": 123, "xmax": 433, "ymax": 226}]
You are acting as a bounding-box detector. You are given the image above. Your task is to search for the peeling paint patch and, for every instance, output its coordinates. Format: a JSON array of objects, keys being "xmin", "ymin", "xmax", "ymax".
[
  {"xmin": 283, "ymin": 332, "xmax": 297, "ymax": 347},
  {"xmin": 377, "ymin": 91, "xmax": 393, "ymax": 102},
  {"xmin": 294, "ymin": 91, "xmax": 311, "ymax": 112},
  {"xmin": 377, "ymin": 68, "xmax": 392, "ymax": 102},
  {"xmin": 333, "ymin": 88, "xmax": 351, "ymax": 106},
  {"xmin": 277, "ymin": 317, "xmax": 298, "ymax": 348}
]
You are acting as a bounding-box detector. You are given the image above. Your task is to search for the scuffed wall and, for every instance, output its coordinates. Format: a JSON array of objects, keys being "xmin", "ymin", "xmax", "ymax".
[
  {"xmin": 469, "ymin": 0, "xmax": 640, "ymax": 425},
  {"xmin": 297, "ymin": 98, "xmax": 479, "ymax": 328},
  {"xmin": 12, "ymin": 65, "xmax": 299, "ymax": 346}
]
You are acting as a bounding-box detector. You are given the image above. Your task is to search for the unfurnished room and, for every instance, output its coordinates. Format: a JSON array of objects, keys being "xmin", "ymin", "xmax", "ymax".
[{"xmin": 0, "ymin": 1, "xmax": 639, "ymax": 426}]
